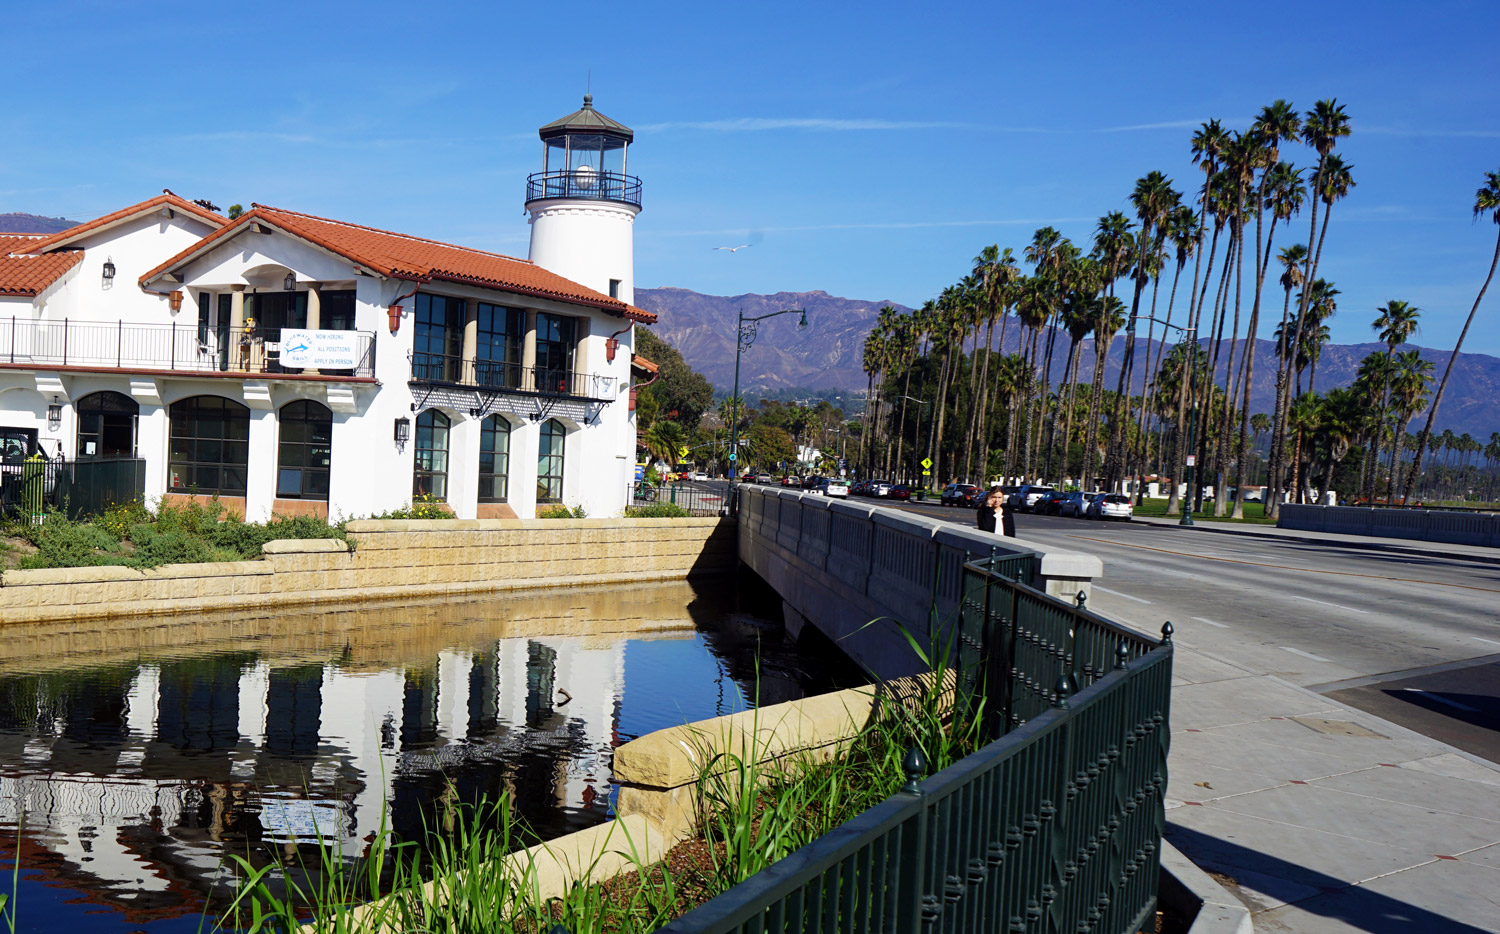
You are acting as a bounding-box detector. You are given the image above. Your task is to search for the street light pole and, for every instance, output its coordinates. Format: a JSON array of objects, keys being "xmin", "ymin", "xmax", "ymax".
[
  {"xmin": 1140, "ymin": 317, "xmax": 1199, "ymax": 527},
  {"xmin": 728, "ymin": 307, "xmax": 808, "ymax": 491},
  {"xmin": 897, "ymin": 394, "xmax": 929, "ymax": 484}
]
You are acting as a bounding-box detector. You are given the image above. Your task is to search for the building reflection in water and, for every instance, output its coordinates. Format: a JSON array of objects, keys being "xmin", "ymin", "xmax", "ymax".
[{"xmin": 0, "ymin": 578, "xmax": 854, "ymax": 932}]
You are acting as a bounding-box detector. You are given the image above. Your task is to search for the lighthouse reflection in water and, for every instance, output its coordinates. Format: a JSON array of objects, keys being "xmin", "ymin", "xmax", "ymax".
[{"xmin": 0, "ymin": 578, "xmax": 856, "ymax": 934}]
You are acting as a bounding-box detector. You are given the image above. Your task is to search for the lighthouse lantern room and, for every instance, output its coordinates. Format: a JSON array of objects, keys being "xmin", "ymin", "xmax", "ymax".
[{"xmin": 525, "ymin": 95, "xmax": 641, "ymax": 304}]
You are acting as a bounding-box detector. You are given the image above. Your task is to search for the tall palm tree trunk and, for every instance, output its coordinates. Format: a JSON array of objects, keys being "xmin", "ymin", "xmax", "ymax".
[
  {"xmin": 1403, "ymin": 228, "xmax": 1500, "ymax": 502},
  {"xmin": 1168, "ymin": 213, "xmax": 1220, "ymax": 515}
]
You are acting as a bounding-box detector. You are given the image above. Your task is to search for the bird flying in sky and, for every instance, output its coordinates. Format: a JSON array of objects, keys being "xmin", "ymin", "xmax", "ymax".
[{"xmin": 714, "ymin": 244, "xmax": 752, "ymax": 252}]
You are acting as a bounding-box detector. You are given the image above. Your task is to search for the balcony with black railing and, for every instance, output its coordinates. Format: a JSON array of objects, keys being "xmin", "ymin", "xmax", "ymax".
[
  {"xmin": 0, "ymin": 317, "xmax": 376, "ymax": 379},
  {"xmin": 525, "ymin": 170, "xmax": 642, "ymax": 208},
  {"xmin": 408, "ymin": 352, "xmax": 615, "ymax": 402}
]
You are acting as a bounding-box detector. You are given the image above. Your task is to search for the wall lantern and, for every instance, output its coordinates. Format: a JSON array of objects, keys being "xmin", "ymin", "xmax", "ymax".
[
  {"xmin": 394, "ymin": 416, "xmax": 411, "ymax": 445},
  {"xmin": 168, "ymin": 290, "xmax": 184, "ymax": 313},
  {"xmin": 47, "ymin": 397, "xmax": 62, "ymax": 429},
  {"xmin": 101, "ymin": 257, "xmax": 116, "ymax": 288},
  {"xmin": 284, "ymin": 272, "xmax": 297, "ymax": 291}
]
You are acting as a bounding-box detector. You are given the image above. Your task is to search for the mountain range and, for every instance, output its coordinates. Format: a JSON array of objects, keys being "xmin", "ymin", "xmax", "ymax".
[
  {"xmin": 0, "ymin": 213, "xmax": 77, "ymax": 234},
  {"xmin": 634, "ymin": 287, "xmax": 1500, "ymax": 438}
]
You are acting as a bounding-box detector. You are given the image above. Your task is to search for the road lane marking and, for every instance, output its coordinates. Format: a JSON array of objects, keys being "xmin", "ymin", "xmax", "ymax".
[
  {"xmin": 1287, "ymin": 594, "xmax": 1368, "ymax": 614},
  {"xmin": 1281, "ymin": 646, "xmax": 1332, "ymax": 662},
  {"xmin": 1063, "ymin": 535, "xmax": 1500, "ymax": 596},
  {"xmin": 1474, "ymin": 637, "xmax": 1500, "ymax": 647},
  {"xmin": 1093, "ymin": 586, "xmax": 1152, "ymax": 605},
  {"xmin": 1399, "ymin": 689, "xmax": 1480, "ymax": 713},
  {"xmin": 1192, "ymin": 617, "xmax": 1230, "ymax": 629}
]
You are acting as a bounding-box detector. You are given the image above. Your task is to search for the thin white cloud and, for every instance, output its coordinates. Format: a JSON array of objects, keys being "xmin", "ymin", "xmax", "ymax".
[
  {"xmin": 1362, "ymin": 126, "xmax": 1500, "ymax": 139},
  {"xmin": 1099, "ymin": 118, "xmax": 1254, "ymax": 133},
  {"xmin": 637, "ymin": 118, "xmax": 998, "ymax": 132},
  {"xmin": 655, "ymin": 218, "xmax": 1095, "ymax": 237}
]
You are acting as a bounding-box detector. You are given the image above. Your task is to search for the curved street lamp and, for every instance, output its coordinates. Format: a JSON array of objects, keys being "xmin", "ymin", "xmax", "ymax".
[{"xmin": 728, "ymin": 308, "xmax": 808, "ymax": 487}]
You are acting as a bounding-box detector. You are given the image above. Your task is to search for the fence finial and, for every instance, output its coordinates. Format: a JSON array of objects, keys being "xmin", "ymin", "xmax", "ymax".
[
  {"xmin": 1160, "ymin": 621, "xmax": 1175, "ymax": 645},
  {"xmin": 901, "ymin": 745, "xmax": 928, "ymax": 795},
  {"xmin": 1115, "ymin": 642, "xmax": 1131, "ymax": 671},
  {"xmin": 1074, "ymin": 590, "xmax": 1088, "ymax": 611},
  {"xmin": 1052, "ymin": 675, "xmax": 1072, "ymax": 709}
]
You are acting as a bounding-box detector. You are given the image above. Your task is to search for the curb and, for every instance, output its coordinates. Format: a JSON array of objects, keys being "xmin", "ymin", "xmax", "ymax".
[
  {"xmin": 1160, "ymin": 840, "xmax": 1254, "ymax": 934},
  {"xmin": 1128, "ymin": 515, "xmax": 1500, "ymax": 564}
]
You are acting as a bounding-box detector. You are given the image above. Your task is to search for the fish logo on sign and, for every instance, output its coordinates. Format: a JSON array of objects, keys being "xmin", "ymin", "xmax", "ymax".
[{"xmin": 286, "ymin": 340, "xmax": 311, "ymax": 354}]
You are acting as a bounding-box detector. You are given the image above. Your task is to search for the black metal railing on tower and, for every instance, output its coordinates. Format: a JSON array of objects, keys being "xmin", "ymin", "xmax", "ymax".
[{"xmin": 525, "ymin": 170, "xmax": 642, "ymax": 207}]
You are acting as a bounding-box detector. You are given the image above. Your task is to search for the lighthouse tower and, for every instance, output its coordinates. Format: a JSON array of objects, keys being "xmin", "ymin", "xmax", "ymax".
[{"xmin": 525, "ymin": 95, "xmax": 640, "ymax": 304}]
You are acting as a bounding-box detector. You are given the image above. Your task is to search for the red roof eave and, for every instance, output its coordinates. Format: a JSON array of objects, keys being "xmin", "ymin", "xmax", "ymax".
[{"xmin": 27, "ymin": 192, "xmax": 225, "ymax": 253}]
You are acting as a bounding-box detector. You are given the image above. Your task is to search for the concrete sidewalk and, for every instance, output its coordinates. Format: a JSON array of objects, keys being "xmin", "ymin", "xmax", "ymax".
[
  {"xmin": 1165, "ymin": 642, "xmax": 1500, "ymax": 932},
  {"xmin": 1130, "ymin": 513, "xmax": 1500, "ymax": 562}
]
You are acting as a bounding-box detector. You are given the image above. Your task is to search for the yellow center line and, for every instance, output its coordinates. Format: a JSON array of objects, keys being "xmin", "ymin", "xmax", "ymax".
[{"xmin": 1063, "ymin": 534, "xmax": 1500, "ymax": 596}]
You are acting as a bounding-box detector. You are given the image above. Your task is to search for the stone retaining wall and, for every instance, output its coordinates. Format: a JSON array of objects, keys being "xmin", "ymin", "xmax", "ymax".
[{"xmin": 0, "ymin": 517, "xmax": 734, "ymax": 624}]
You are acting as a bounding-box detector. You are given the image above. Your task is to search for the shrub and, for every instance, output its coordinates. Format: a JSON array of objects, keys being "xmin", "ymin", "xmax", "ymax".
[
  {"xmin": 536, "ymin": 504, "xmax": 587, "ymax": 519},
  {"xmin": 17, "ymin": 518, "xmax": 124, "ymax": 569},
  {"xmin": 96, "ymin": 499, "xmax": 151, "ymax": 539},
  {"xmin": 372, "ymin": 493, "xmax": 455, "ymax": 520},
  {"xmin": 624, "ymin": 502, "xmax": 691, "ymax": 518},
  {"xmin": 127, "ymin": 524, "xmax": 217, "ymax": 568}
]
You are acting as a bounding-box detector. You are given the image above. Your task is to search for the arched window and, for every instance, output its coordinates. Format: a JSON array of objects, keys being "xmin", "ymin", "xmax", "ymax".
[
  {"xmin": 169, "ymin": 396, "xmax": 250, "ymax": 495},
  {"xmin": 478, "ymin": 415, "xmax": 510, "ymax": 503},
  {"xmin": 76, "ymin": 391, "xmax": 139, "ymax": 458},
  {"xmin": 413, "ymin": 410, "xmax": 450, "ymax": 501},
  {"xmin": 277, "ymin": 400, "xmax": 332, "ymax": 500},
  {"xmin": 536, "ymin": 418, "xmax": 566, "ymax": 503}
]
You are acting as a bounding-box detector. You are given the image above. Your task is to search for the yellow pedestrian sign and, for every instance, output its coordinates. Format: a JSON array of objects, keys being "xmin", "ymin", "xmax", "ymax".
[
  {"xmin": 678, "ymin": 445, "xmax": 691, "ymax": 459},
  {"xmin": 921, "ymin": 457, "xmax": 933, "ymax": 469}
]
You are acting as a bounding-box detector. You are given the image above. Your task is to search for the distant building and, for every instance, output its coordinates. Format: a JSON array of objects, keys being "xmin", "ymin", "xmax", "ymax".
[{"xmin": 0, "ymin": 97, "xmax": 654, "ymax": 519}]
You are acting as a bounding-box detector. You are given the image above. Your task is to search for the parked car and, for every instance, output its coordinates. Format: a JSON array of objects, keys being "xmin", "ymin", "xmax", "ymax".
[
  {"xmin": 756, "ymin": 473, "xmax": 773, "ymax": 484},
  {"xmin": 1011, "ymin": 484, "xmax": 1055, "ymax": 513},
  {"xmin": 868, "ymin": 480, "xmax": 894, "ymax": 498},
  {"xmin": 802, "ymin": 475, "xmax": 825, "ymax": 489},
  {"xmin": 781, "ymin": 475, "xmax": 800, "ymax": 486},
  {"xmin": 940, "ymin": 483, "xmax": 980, "ymax": 507},
  {"xmin": 1057, "ymin": 491, "xmax": 1091, "ymax": 518},
  {"xmin": 850, "ymin": 479, "xmax": 868, "ymax": 496},
  {"xmin": 823, "ymin": 478, "xmax": 851, "ymax": 498},
  {"xmin": 888, "ymin": 484, "xmax": 912, "ymax": 501},
  {"xmin": 1037, "ymin": 490, "xmax": 1070, "ymax": 515},
  {"xmin": 1088, "ymin": 493, "xmax": 1134, "ymax": 520},
  {"xmin": 692, "ymin": 471, "xmax": 709, "ymax": 482}
]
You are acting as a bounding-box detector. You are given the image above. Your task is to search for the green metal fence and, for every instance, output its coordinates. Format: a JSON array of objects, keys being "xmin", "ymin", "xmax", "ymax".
[{"xmin": 655, "ymin": 555, "xmax": 1173, "ymax": 934}]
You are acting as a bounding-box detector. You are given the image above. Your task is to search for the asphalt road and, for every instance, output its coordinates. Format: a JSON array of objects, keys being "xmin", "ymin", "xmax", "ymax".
[{"xmin": 877, "ymin": 497, "xmax": 1500, "ymax": 762}]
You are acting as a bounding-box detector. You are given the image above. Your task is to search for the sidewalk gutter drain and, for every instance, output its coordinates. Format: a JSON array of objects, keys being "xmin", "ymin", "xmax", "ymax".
[{"xmin": 1290, "ymin": 717, "xmax": 1389, "ymax": 739}]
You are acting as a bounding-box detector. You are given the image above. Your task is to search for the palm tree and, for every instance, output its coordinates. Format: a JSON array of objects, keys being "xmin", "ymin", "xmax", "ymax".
[
  {"xmin": 1386, "ymin": 349, "xmax": 1434, "ymax": 498},
  {"xmin": 1057, "ymin": 258, "xmax": 1102, "ymax": 481},
  {"xmin": 1288, "ymin": 392, "xmax": 1322, "ymax": 501},
  {"xmin": 1403, "ymin": 168, "xmax": 1500, "ymax": 502},
  {"xmin": 1108, "ymin": 171, "xmax": 1177, "ymax": 488},
  {"xmin": 1368, "ymin": 300, "xmax": 1420, "ymax": 501},
  {"xmin": 643, "ymin": 419, "xmax": 686, "ymax": 467},
  {"xmin": 1270, "ymin": 99, "xmax": 1351, "ymax": 519},
  {"xmin": 1081, "ymin": 295, "xmax": 1126, "ymax": 486}
]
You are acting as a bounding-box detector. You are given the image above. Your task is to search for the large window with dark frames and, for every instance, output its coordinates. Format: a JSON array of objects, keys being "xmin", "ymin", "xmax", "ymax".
[
  {"xmin": 412, "ymin": 410, "xmax": 450, "ymax": 501},
  {"xmin": 76, "ymin": 391, "xmax": 139, "ymax": 458},
  {"xmin": 478, "ymin": 415, "xmax": 511, "ymax": 502},
  {"xmin": 413, "ymin": 293, "xmax": 464, "ymax": 382},
  {"xmin": 536, "ymin": 418, "xmax": 565, "ymax": 503},
  {"xmin": 276, "ymin": 400, "xmax": 332, "ymax": 500},
  {"xmin": 535, "ymin": 313, "xmax": 576, "ymax": 395},
  {"xmin": 168, "ymin": 396, "xmax": 250, "ymax": 495},
  {"xmin": 475, "ymin": 302, "xmax": 524, "ymax": 388}
]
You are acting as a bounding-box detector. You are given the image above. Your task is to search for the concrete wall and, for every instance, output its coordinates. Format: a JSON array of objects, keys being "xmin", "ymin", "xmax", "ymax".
[
  {"xmin": 737, "ymin": 486, "xmax": 1103, "ymax": 679},
  {"xmin": 1278, "ymin": 503, "xmax": 1500, "ymax": 547},
  {"xmin": 0, "ymin": 517, "xmax": 733, "ymax": 624}
]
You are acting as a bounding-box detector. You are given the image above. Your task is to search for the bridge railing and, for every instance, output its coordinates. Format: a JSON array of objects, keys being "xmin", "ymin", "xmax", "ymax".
[
  {"xmin": 1279, "ymin": 502, "xmax": 1500, "ymax": 546},
  {"xmin": 656, "ymin": 551, "xmax": 1173, "ymax": 934}
]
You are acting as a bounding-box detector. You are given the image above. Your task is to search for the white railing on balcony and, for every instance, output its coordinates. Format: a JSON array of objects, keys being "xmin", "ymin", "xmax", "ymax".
[{"xmin": 0, "ymin": 318, "xmax": 376, "ymax": 378}]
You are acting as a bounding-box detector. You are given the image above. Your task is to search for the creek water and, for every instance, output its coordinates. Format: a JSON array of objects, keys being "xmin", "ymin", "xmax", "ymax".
[{"xmin": 0, "ymin": 576, "xmax": 858, "ymax": 933}]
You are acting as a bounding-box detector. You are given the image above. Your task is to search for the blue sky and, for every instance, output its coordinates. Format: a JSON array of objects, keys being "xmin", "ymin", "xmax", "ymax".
[{"xmin": 4, "ymin": 1, "xmax": 1499, "ymax": 353}]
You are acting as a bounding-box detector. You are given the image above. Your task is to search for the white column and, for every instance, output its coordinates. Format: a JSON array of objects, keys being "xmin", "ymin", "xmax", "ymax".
[
  {"xmin": 245, "ymin": 407, "xmax": 276, "ymax": 520},
  {"xmin": 447, "ymin": 413, "xmax": 480, "ymax": 519},
  {"xmin": 510, "ymin": 418, "xmax": 540, "ymax": 517},
  {"xmin": 304, "ymin": 283, "xmax": 322, "ymax": 376},
  {"xmin": 138, "ymin": 403, "xmax": 169, "ymax": 500},
  {"xmin": 435, "ymin": 650, "xmax": 472, "ymax": 744}
]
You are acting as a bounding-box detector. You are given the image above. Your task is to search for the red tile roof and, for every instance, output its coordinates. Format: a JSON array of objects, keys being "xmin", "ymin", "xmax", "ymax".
[
  {"xmin": 0, "ymin": 250, "xmax": 83, "ymax": 296},
  {"xmin": 0, "ymin": 233, "xmax": 50, "ymax": 254},
  {"xmin": 24, "ymin": 192, "xmax": 225, "ymax": 253},
  {"xmin": 139, "ymin": 205, "xmax": 656, "ymax": 323},
  {"xmin": 632, "ymin": 354, "xmax": 659, "ymax": 374}
]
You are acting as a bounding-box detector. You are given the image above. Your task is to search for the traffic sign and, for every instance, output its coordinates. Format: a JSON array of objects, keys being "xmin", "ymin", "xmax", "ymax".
[
  {"xmin": 678, "ymin": 445, "xmax": 690, "ymax": 459},
  {"xmin": 920, "ymin": 457, "xmax": 933, "ymax": 469},
  {"xmin": 922, "ymin": 469, "xmax": 931, "ymax": 476},
  {"xmin": 1185, "ymin": 455, "xmax": 1196, "ymax": 466},
  {"xmin": 728, "ymin": 451, "xmax": 738, "ymax": 461}
]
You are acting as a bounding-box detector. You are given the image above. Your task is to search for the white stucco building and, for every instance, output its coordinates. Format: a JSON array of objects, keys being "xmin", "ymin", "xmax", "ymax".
[{"xmin": 0, "ymin": 97, "xmax": 654, "ymax": 520}]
